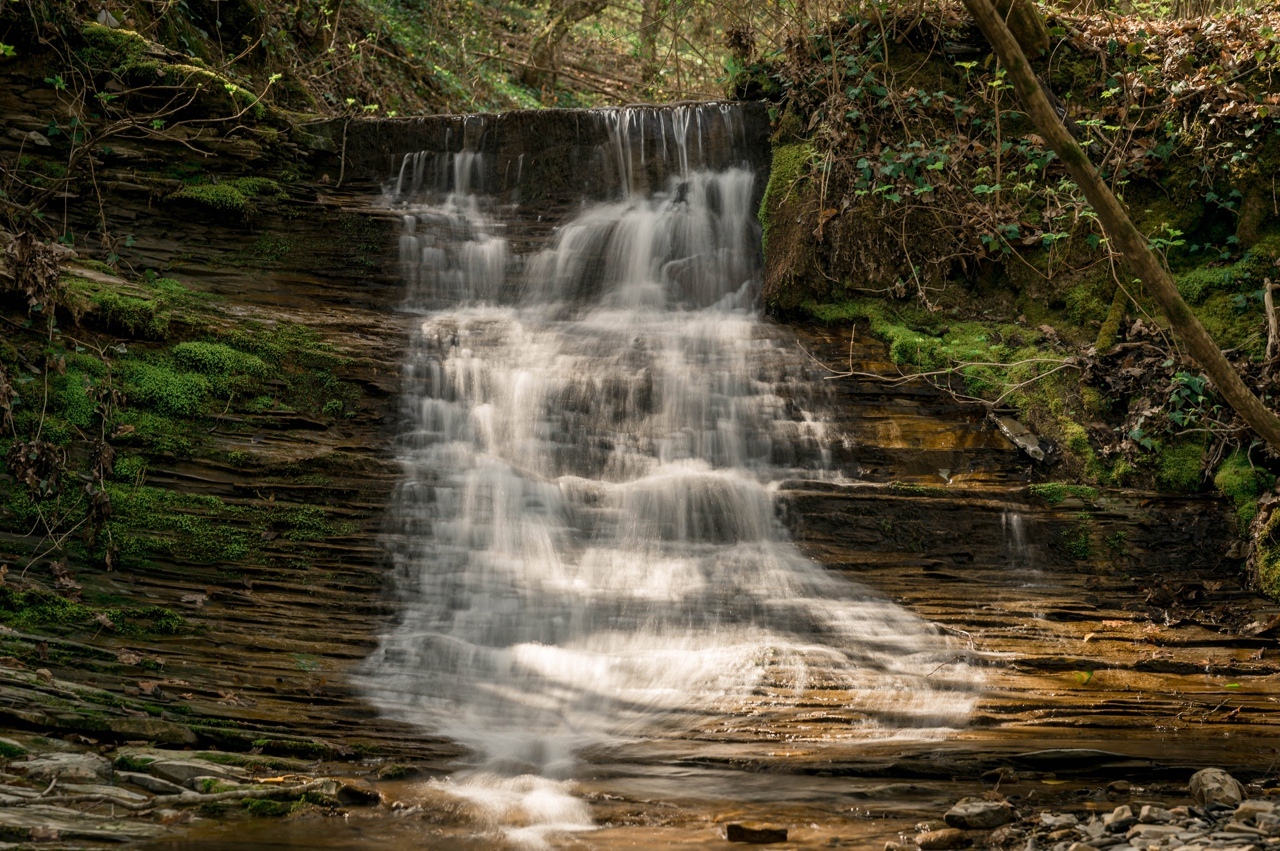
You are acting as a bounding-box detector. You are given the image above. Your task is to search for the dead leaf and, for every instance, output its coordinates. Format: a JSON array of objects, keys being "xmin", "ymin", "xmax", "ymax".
[{"xmin": 138, "ymin": 680, "xmax": 161, "ymax": 695}]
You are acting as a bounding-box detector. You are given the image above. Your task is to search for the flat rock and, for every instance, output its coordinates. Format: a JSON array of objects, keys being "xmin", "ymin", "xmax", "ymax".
[
  {"xmin": 1189, "ymin": 768, "xmax": 1246, "ymax": 808},
  {"xmin": 60, "ymin": 782, "xmax": 151, "ymax": 803},
  {"xmin": 0, "ymin": 805, "xmax": 166, "ymax": 841},
  {"xmin": 917, "ymin": 827, "xmax": 966, "ymax": 850},
  {"xmin": 147, "ymin": 759, "xmax": 248, "ymax": 786},
  {"xmin": 19, "ymin": 752, "xmax": 112, "ymax": 783},
  {"xmin": 103, "ymin": 716, "xmax": 198, "ymax": 745},
  {"xmin": 726, "ymin": 823, "xmax": 788, "ymax": 843},
  {"xmin": 945, "ymin": 797, "xmax": 1015, "ymax": 829},
  {"xmin": 116, "ymin": 770, "xmax": 188, "ymax": 795}
]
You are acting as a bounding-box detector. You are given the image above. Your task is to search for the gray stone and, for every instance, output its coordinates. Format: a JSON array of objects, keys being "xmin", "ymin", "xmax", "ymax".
[
  {"xmin": 1042, "ymin": 812, "xmax": 1080, "ymax": 828},
  {"xmin": 1189, "ymin": 768, "xmax": 1246, "ymax": 808},
  {"xmin": 1235, "ymin": 800, "xmax": 1276, "ymax": 822},
  {"xmin": 20, "ymin": 752, "xmax": 111, "ymax": 783},
  {"xmin": 1139, "ymin": 805, "xmax": 1173, "ymax": 824},
  {"xmin": 1068, "ymin": 844, "xmax": 1099, "ymax": 851},
  {"xmin": 1127, "ymin": 824, "xmax": 1181, "ymax": 841},
  {"xmin": 1105, "ymin": 805, "xmax": 1137, "ymax": 832},
  {"xmin": 116, "ymin": 770, "xmax": 187, "ymax": 795},
  {"xmin": 146, "ymin": 759, "xmax": 247, "ymax": 786},
  {"xmin": 944, "ymin": 797, "xmax": 1016, "ymax": 829}
]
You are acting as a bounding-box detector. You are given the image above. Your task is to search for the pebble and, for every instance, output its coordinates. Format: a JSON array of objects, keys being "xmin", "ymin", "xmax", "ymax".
[{"xmin": 925, "ymin": 767, "xmax": 1280, "ymax": 851}]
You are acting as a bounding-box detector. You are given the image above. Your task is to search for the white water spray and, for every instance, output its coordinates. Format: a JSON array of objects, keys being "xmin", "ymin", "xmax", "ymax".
[{"xmin": 360, "ymin": 104, "xmax": 979, "ymax": 847}]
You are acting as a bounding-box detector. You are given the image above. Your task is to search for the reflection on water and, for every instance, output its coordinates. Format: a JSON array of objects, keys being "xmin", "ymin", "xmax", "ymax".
[{"xmin": 355, "ymin": 104, "xmax": 979, "ymax": 846}]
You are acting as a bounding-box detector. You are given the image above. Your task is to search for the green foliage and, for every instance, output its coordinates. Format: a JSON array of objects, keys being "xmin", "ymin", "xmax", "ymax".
[
  {"xmin": 0, "ymin": 740, "xmax": 27, "ymax": 759},
  {"xmin": 1060, "ymin": 513, "xmax": 1094, "ymax": 560},
  {"xmin": 1214, "ymin": 451, "xmax": 1275, "ymax": 529}
]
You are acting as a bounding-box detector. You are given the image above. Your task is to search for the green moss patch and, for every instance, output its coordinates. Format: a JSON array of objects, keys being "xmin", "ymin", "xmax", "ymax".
[{"xmin": 1214, "ymin": 451, "xmax": 1275, "ymax": 530}]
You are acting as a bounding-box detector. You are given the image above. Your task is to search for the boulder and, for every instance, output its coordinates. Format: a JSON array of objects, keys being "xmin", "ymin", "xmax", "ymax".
[
  {"xmin": 1189, "ymin": 768, "xmax": 1246, "ymax": 808},
  {"xmin": 944, "ymin": 797, "xmax": 1016, "ymax": 829}
]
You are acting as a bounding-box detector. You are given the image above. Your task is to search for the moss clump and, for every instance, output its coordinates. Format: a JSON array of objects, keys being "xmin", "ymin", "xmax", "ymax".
[
  {"xmin": 172, "ymin": 341, "xmax": 268, "ymax": 393},
  {"xmin": 78, "ymin": 23, "xmax": 155, "ymax": 78},
  {"xmin": 1214, "ymin": 451, "xmax": 1275, "ymax": 529},
  {"xmin": 1156, "ymin": 438, "xmax": 1207, "ymax": 492},
  {"xmin": 114, "ymin": 754, "xmax": 157, "ymax": 772},
  {"xmin": 758, "ymin": 142, "xmax": 814, "ymax": 252},
  {"xmin": 168, "ymin": 183, "xmax": 249, "ymax": 215},
  {"xmin": 113, "ymin": 410, "xmax": 195, "ymax": 458},
  {"xmin": 242, "ymin": 798, "xmax": 289, "ymax": 817},
  {"xmin": 0, "ymin": 588, "xmax": 186, "ymax": 637},
  {"xmin": 167, "ymin": 177, "xmax": 283, "ymax": 217},
  {"xmin": 107, "ymin": 485, "xmax": 255, "ymax": 566},
  {"xmin": 1028, "ymin": 482, "xmax": 1099, "ymax": 505},
  {"xmin": 52, "ymin": 369, "xmax": 98, "ymax": 428},
  {"xmin": 250, "ymin": 738, "xmax": 331, "ymax": 759},
  {"xmin": 1255, "ymin": 508, "xmax": 1280, "ymax": 598},
  {"xmin": 121, "ymin": 361, "xmax": 211, "ymax": 417}
]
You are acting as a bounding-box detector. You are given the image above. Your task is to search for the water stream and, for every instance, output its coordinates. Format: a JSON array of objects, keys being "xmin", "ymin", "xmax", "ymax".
[{"xmin": 355, "ymin": 104, "xmax": 979, "ymax": 846}]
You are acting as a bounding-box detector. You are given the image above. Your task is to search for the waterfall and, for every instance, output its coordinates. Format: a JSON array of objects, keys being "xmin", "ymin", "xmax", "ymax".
[{"xmin": 358, "ymin": 103, "xmax": 978, "ymax": 845}]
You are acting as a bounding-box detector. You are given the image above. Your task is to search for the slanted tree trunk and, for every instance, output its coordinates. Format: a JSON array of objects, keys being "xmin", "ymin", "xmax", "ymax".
[
  {"xmin": 994, "ymin": 0, "xmax": 1050, "ymax": 57},
  {"xmin": 521, "ymin": 0, "xmax": 611, "ymax": 92},
  {"xmin": 962, "ymin": 0, "xmax": 1280, "ymax": 452}
]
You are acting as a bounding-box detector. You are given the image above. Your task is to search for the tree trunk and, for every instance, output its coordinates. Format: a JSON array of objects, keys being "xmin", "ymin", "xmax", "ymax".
[
  {"xmin": 521, "ymin": 0, "xmax": 611, "ymax": 91},
  {"xmin": 993, "ymin": 0, "xmax": 1049, "ymax": 57},
  {"xmin": 962, "ymin": 0, "xmax": 1280, "ymax": 452},
  {"xmin": 638, "ymin": 0, "xmax": 669, "ymax": 96}
]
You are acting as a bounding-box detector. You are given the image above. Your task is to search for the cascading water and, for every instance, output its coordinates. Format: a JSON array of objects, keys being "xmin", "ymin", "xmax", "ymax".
[{"xmin": 357, "ymin": 104, "xmax": 979, "ymax": 846}]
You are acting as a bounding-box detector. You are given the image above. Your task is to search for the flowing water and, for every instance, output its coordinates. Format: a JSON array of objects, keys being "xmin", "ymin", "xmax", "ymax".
[{"xmin": 355, "ymin": 104, "xmax": 980, "ymax": 847}]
